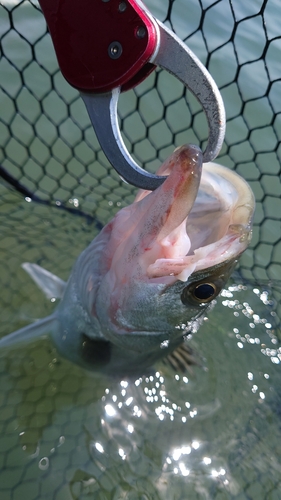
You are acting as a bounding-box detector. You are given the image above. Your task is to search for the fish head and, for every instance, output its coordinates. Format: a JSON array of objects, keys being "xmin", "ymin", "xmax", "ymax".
[{"xmin": 91, "ymin": 144, "xmax": 255, "ymax": 356}]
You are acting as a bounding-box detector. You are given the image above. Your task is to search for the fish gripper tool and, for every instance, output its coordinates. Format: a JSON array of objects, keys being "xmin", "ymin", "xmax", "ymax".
[{"xmin": 38, "ymin": 0, "xmax": 226, "ymax": 190}]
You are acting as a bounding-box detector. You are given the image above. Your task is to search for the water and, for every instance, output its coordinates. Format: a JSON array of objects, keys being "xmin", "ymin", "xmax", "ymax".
[
  {"xmin": 0, "ymin": 0, "xmax": 281, "ymax": 499},
  {"xmin": 0, "ymin": 186, "xmax": 280, "ymax": 499}
]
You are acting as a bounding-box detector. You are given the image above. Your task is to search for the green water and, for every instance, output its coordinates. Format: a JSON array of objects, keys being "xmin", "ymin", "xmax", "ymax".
[
  {"xmin": 0, "ymin": 0, "xmax": 281, "ymax": 499},
  {"xmin": 0, "ymin": 184, "xmax": 280, "ymax": 500}
]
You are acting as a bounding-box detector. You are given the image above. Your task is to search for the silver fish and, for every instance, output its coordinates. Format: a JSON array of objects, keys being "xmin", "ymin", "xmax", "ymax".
[{"xmin": 0, "ymin": 145, "xmax": 254, "ymax": 374}]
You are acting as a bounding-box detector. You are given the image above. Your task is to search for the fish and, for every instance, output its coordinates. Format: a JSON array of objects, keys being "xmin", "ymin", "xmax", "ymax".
[{"xmin": 0, "ymin": 145, "xmax": 255, "ymax": 375}]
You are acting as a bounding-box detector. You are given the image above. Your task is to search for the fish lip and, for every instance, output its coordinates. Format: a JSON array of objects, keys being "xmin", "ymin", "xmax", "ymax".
[
  {"xmin": 187, "ymin": 256, "xmax": 240, "ymax": 282},
  {"xmin": 201, "ymin": 161, "xmax": 255, "ymax": 228}
]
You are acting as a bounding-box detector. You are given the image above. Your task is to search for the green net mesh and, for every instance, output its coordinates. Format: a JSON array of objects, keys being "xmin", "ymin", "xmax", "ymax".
[{"xmin": 0, "ymin": 0, "xmax": 280, "ymax": 330}]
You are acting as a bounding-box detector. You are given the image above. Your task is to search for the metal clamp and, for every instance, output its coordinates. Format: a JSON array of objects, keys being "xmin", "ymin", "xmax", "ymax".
[
  {"xmin": 81, "ymin": 20, "xmax": 225, "ymax": 190},
  {"xmin": 38, "ymin": 0, "xmax": 225, "ymax": 190}
]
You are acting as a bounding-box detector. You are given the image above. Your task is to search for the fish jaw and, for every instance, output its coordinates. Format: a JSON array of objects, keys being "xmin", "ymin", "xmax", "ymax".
[{"xmin": 103, "ymin": 144, "xmax": 203, "ymax": 290}]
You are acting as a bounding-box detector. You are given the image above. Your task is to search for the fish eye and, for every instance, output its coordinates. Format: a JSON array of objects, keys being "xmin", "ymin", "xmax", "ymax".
[
  {"xmin": 193, "ymin": 283, "xmax": 216, "ymax": 301},
  {"xmin": 181, "ymin": 281, "xmax": 218, "ymax": 306}
]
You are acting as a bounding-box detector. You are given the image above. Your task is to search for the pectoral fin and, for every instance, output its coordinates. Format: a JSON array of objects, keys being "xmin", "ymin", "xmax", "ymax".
[
  {"xmin": 162, "ymin": 342, "xmax": 200, "ymax": 373},
  {"xmin": 0, "ymin": 315, "xmax": 58, "ymax": 348},
  {"xmin": 22, "ymin": 263, "xmax": 66, "ymax": 299}
]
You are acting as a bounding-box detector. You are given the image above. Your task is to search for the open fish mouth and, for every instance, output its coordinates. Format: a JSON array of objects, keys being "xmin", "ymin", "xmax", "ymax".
[{"xmin": 131, "ymin": 144, "xmax": 255, "ymax": 284}]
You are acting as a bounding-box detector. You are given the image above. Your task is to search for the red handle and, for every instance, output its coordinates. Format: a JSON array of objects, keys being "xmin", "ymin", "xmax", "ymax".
[{"xmin": 39, "ymin": 0, "xmax": 158, "ymax": 92}]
